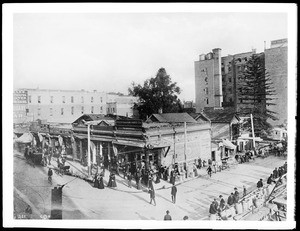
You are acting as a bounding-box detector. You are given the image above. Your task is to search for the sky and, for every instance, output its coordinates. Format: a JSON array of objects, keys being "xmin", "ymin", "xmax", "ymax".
[{"xmin": 13, "ymin": 9, "xmax": 288, "ymax": 102}]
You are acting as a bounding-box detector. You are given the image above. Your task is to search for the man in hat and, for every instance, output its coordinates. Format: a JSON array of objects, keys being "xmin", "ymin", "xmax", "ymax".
[
  {"xmin": 233, "ymin": 187, "xmax": 240, "ymax": 204},
  {"xmin": 227, "ymin": 192, "xmax": 235, "ymax": 206},
  {"xmin": 257, "ymin": 179, "xmax": 263, "ymax": 189},
  {"xmin": 267, "ymin": 174, "xmax": 276, "ymax": 185},
  {"xmin": 164, "ymin": 210, "xmax": 172, "ymax": 220}
]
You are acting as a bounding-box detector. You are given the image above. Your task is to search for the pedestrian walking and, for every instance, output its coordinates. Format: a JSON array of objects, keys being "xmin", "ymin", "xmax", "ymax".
[
  {"xmin": 207, "ymin": 165, "xmax": 212, "ymax": 177},
  {"xmin": 171, "ymin": 183, "xmax": 177, "ymax": 203},
  {"xmin": 267, "ymin": 174, "xmax": 276, "ymax": 184},
  {"xmin": 149, "ymin": 187, "xmax": 156, "ymax": 206},
  {"xmin": 227, "ymin": 193, "xmax": 235, "ymax": 206},
  {"xmin": 273, "ymin": 167, "xmax": 278, "ymax": 179},
  {"xmin": 108, "ymin": 172, "xmax": 117, "ymax": 188},
  {"xmin": 127, "ymin": 172, "xmax": 132, "ymax": 188},
  {"xmin": 234, "ymin": 187, "xmax": 240, "ymax": 203},
  {"xmin": 93, "ymin": 174, "xmax": 99, "ymax": 188},
  {"xmin": 98, "ymin": 174, "xmax": 105, "ymax": 189},
  {"xmin": 135, "ymin": 171, "xmax": 141, "ymax": 190},
  {"xmin": 257, "ymin": 179, "xmax": 263, "ymax": 189},
  {"xmin": 209, "ymin": 199, "xmax": 218, "ymax": 219},
  {"xmin": 164, "ymin": 210, "xmax": 172, "ymax": 220},
  {"xmin": 219, "ymin": 195, "xmax": 226, "ymax": 211},
  {"xmin": 243, "ymin": 185, "xmax": 247, "ymax": 197}
]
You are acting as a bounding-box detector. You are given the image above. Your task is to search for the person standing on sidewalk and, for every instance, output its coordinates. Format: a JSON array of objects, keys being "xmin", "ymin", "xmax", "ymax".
[
  {"xmin": 227, "ymin": 193, "xmax": 235, "ymax": 206},
  {"xmin": 98, "ymin": 174, "xmax": 105, "ymax": 189},
  {"xmin": 127, "ymin": 172, "xmax": 132, "ymax": 188},
  {"xmin": 243, "ymin": 185, "xmax": 247, "ymax": 197},
  {"xmin": 171, "ymin": 183, "xmax": 177, "ymax": 203},
  {"xmin": 149, "ymin": 187, "xmax": 156, "ymax": 206},
  {"xmin": 234, "ymin": 187, "xmax": 240, "ymax": 203},
  {"xmin": 209, "ymin": 200, "xmax": 218, "ymax": 220},
  {"xmin": 257, "ymin": 179, "xmax": 263, "ymax": 189},
  {"xmin": 164, "ymin": 210, "xmax": 172, "ymax": 220},
  {"xmin": 207, "ymin": 165, "xmax": 212, "ymax": 177}
]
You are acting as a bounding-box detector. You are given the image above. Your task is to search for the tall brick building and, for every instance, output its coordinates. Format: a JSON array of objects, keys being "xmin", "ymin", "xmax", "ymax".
[
  {"xmin": 264, "ymin": 39, "xmax": 288, "ymax": 126},
  {"xmin": 194, "ymin": 39, "xmax": 288, "ymax": 127}
]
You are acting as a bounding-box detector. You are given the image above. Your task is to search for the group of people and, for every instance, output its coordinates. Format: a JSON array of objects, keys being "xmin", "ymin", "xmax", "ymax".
[
  {"xmin": 93, "ymin": 171, "xmax": 117, "ymax": 189},
  {"xmin": 209, "ymin": 186, "xmax": 244, "ymax": 218},
  {"xmin": 258, "ymin": 161, "xmax": 287, "ymax": 189}
]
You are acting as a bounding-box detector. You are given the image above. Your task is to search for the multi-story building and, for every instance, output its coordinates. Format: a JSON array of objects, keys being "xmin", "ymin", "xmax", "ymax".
[
  {"xmin": 13, "ymin": 88, "xmax": 107, "ymax": 124},
  {"xmin": 194, "ymin": 48, "xmax": 223, "ymax": 110},
  {"xmin": 195, "ymin": 39, "xmax": 288, "ymax": 127},
  {"xmin": 106, "ymin": 93, "xmax": 139, "ymax": 118},
  {"xmin": 265, "ymin": 39, "xmax": 288, "ymax": 126}
]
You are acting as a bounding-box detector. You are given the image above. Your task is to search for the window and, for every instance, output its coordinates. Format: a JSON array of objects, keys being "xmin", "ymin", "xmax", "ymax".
[
  {"xmin": 91, "ymin": 97, "xmax": 94, "ymax": 103},
  {"xmin": 206, "ymin": 98, "xmax": 209, "ymax": 104},
  {"xmin": 229, "ymin": 77, "xmax": 232, "ymax": 83},
  {"xmin": 240, "ymin": 99, "xmax": 243, "ymax": 103},
  {"xmin": 205, "ymin": 77, "xmax": 208, "ymax": 83},
  {"xmin": 112, "ymin": 108, "xmax": 115, "ymax": 113},
  {"xmin": 71, "ymin": 106, "xmax": 74, "ymax": 115},
  {"xmin": 62, "ymin": 96, "xmax": 65, "ymax": 103},
  {"xmin": 100, "ymin": 106, "xmax": 103, "ymax": 112},
  {"xmin": 50, "ymin": 108, "xmax": 53, "ymax": 116},
  {"xmin": 206, "ymin": 87, "xmax": 209, "ymax": 94},
  {"xmin": 71, "ymin": 96, "xmax": 74, "ymax": 103},
  {"xmin": 221, "ymin": 67, "xmax": 225, "ymax": 72},
  {"xmin": 38, "ymin": 108, "xmax": 41, "ymax": 116},
  {"xmin": 229, "ymin": 87, "xmax": 232, "ymax": 93},
  {"xmin": 91, "ymin": 106, "xmax": 94, "ymax": 113},
  {"xmin": 228, "ymin": 66, "xmax": 231, "ymax": 72},
  {"xmin": 38, "ymin": 96, "xmax": 41, "ymax": 103},
  {"xmin": 229, "ymin": 98, "xmax": 233, "ymax": 103},
  {"xmin": 29, "ymin": 95, "xmax": 32, "ymax": 103},
  {"xmin": 81, "ymin": 106, "xmax": 84, "ymax": 114},
  {"xmin": 100, "ymin": 97, "xmax": 102, "ymax": 103},
  {"xmin": 81, "ymin": 96, "xmax": 84, "ymax": 103},
  {"xmin": 61, "ymin": 108, "xmax": 64, "ymax": 115},
  {"xmin": 50, "ymin": 96, "xmax": 53, "ymax": 103}
]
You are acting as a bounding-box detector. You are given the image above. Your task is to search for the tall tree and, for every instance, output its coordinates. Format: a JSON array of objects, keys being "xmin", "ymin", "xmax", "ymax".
[
  {"xmin": 237, "ymin": 53, "xmax": 278, "ymax": 135},
  {"xmin": 128, "ymin": 68, "xmax": 183, "ymax": 120}
]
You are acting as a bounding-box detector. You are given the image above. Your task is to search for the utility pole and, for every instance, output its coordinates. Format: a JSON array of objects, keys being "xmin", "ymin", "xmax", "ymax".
[
  {"xmin": 250, "ymin": 114, "xmax": 256, "ymax": 149},
  {"xmin": 184, "ymin": 122, "xmax": 187, "ymax": 166},
  {"xmin": 87, "ymin": 123, "xmax": 91, "ymax": 176}
]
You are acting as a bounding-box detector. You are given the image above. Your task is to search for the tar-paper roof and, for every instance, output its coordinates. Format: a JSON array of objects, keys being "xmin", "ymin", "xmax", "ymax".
[
  {"xmin": 72, "ymin": 114, "xmax": 128, "ymax": 124},
  {"xmin": 202, "ymin": 107, "xmax": 240, "ymax": 123},
  {"xmin": 147, "ymin": 113, "xmax": 197, "ymax": 123}
]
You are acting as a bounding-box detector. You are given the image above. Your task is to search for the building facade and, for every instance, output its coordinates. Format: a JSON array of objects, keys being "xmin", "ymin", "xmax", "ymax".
[
  {"xmin": 106, "ymin": 93, "xmax": 139, "ymax": 118},
  {"xmin": 13, "ymin": 88, "xmax": 107, "ymax": 124},
  {"xmin": 195, "ymin": 39, "xmax": 288, "ymax": 128},
  {"xmin": 265, "ymin": 39, "xmax": 288, "ymax": 127}
]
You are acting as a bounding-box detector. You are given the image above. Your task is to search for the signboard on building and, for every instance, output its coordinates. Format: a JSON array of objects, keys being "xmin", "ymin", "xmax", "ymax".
[{"xmin": 14, "ymin": 90, "xmax": 28, "ymax": 104}]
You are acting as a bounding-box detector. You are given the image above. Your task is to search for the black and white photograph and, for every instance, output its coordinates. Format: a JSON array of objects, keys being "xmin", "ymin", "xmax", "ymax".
[{"xmin": 3, "ymin": 3, "xmax": 296, "ymax": 229}]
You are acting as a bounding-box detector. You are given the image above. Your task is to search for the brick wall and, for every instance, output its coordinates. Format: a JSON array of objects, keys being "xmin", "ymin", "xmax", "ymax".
[{"xmin": 265, "ymin": 46, "xmax": 288, "ymax": 126}]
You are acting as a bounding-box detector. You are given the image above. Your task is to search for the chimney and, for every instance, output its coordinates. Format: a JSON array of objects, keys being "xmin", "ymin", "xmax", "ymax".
[{"xmin": 158, "ymin": 108, "xmax": 163, "ymax": 114}]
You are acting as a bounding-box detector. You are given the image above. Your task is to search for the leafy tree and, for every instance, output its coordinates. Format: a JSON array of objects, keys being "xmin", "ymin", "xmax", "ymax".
[
  {"xmin": 128, "ymin": 68, "xmax": 183, "ymax": 120},
  {"xmin": 237, "ymin": 53, "xmax": 278, "ymax": 135}
]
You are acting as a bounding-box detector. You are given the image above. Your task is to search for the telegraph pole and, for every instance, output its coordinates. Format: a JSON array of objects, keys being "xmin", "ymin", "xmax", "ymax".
[{"xmin": 250, "ymin": 114, "xmax": 256, "ymax": 149}]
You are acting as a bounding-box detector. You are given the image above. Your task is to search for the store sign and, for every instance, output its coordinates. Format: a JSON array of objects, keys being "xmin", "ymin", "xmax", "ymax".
[{"xmin": 14, "ymin": 90, "xmax": 28, "ymax": 104}]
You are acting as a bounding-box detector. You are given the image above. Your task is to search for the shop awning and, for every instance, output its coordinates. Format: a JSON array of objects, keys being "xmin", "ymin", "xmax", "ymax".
[
  {"xmin": 112, "ymin": 140, "xmax": 146, "ymax": 148},
  {"xmin": 73, "ymin": 134, "xmax": 113, "ymax": 142},
  {"xmin": 14, "ymin": 132, "xmax": 33, "ymax": 143},
  {"xmin": 222, "ymin": 139, "xmax": 236, "ymax": 150}
]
